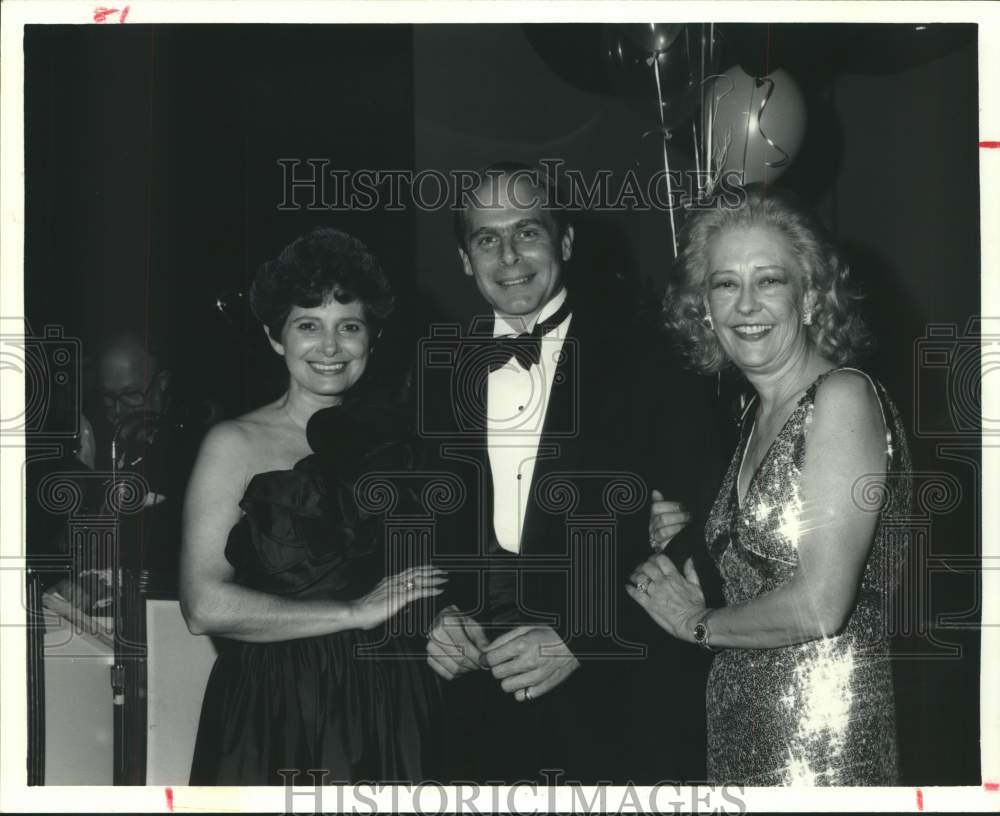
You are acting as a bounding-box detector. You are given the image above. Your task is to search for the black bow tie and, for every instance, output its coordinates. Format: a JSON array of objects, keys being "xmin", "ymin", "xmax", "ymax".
[{"xmin": 488, "ymin": 300, "xmax": 572, "ymax": 373}]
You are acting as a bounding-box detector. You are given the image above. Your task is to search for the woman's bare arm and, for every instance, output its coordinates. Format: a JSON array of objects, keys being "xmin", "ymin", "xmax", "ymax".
[
  {"xmin": 630, "ymin": 370, "xmax": 889, "ymax": 648},
  {"xmin": 179, "ymin": 421, "xmax": 443, "ymax": 642}
]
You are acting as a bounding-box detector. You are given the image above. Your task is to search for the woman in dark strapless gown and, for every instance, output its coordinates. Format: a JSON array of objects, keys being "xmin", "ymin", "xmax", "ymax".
[
  {"xmin": 634, "ymin": 186, "xmax": 912, "ymax": 785},
  {"xmin": 182, "ymin": 228, "xmax": 445, "ymax": 785}
]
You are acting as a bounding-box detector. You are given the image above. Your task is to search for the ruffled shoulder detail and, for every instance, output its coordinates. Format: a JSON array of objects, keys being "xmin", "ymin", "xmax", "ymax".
[
  {"xmin": 305, "ymin": 399, "xmax": 417, "ymax": 482},
  {"xmin": 238, "ymin": 456, "xmax": 328, "ymax": 518},
  {"xmin": 224, "ymin": 455, "xmax": 375, "ymax": 597},
  {"xmin": 224, "ymin": 401, "xmax": 418, "ymax": 599}
]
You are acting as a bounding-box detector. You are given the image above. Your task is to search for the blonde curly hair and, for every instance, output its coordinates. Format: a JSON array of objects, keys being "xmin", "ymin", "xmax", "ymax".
[{"xmin": 664, "ymin": 184, "xmax": 872, "ymax": 373}]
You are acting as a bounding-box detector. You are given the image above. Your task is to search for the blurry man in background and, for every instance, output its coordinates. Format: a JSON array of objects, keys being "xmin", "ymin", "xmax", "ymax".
[
  {"xmin": 40, "ymin": 330, "xmax": 210, "ymax": 611},
  {"xmin": 96, "ymin": 330, "xmax": 172, "ymax": 444}
]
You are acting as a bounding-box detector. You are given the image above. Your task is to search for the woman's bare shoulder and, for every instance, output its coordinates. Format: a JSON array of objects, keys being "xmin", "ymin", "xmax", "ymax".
[
  {"xmin": 193, "ymin": 419, "xmax": 254, "ymax": 471},
  {"xmin": 809, "ymin": 368, "xmax": 885, "ymax": 456},
  {"xmin": 813, "ymin": 368, "xmax": 881, "ymax": 420},
  {"xmin": 210, "ymin": 402, "xmax": 311, "ymax": 474},
  {"xmin": 233, "ymin": 400, "xmax": 285, "ymax": 430},
  {"xmin": 205, "ymin": 403, "xmax": 283, "ymax": 449}
]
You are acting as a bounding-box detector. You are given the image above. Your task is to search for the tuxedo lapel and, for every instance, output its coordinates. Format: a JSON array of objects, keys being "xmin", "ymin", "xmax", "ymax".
[
  {"xmin": 519, "ymin": 314, "xmax": 588, "ymax": 556},
  {"xmin": 461, "ymin": 314, "xmax": 498, "ymax": 556}
]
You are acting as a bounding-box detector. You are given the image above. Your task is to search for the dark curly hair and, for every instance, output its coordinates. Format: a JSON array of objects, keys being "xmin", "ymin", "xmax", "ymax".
[
  {"xmin": 249, "ymin": 227, "xmax": 394, "ymax": 341},
  {"xmin": 664, "ymin": 184, "xmax": 872, "ymax": 373}
]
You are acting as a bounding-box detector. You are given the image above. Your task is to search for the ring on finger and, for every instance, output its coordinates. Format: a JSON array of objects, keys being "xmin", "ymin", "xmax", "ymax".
[
  {"xmin": 524, "ymin": 688, "xmax": 533, "ymax": 702},
  {"xmin": 636, "ymin": 579, "xmax": 650, "ymax": 594},
  {"xmin": 404, "ymin": 580, "xmax": 415, "ymax": 591}
]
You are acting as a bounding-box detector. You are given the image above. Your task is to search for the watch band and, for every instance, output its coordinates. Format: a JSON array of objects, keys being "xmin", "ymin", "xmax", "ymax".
[{"xmin": 694, "ymin": 609, "xmax": 721, "ymax": 652}]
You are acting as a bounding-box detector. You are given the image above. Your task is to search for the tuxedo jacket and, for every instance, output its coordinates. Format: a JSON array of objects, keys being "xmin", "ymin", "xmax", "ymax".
[{"xmin": 418, "ymin": 299, "xmax": 724, "ymax": 782}]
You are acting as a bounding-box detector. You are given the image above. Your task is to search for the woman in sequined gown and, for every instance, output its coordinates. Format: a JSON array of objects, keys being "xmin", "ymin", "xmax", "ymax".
[
  {"xmin": 181, "ymin": 228, "xmax": 445, "ymax": 784},
  {"xmin": 630, "ymin": 186, "xmax": 911, "ymax": 786}
]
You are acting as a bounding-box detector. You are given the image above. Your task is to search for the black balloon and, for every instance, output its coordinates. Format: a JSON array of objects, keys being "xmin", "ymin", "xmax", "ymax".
[
  {"xmin": 719, "ymin": 22, "xmax": 976, "ymax": 80},
  {"xmin": 717, "ymin": 24, "xmax": 844, "ymax": 80},
  {"xmin": 602, "ymin": 23, "xmax": 721, "ymax": 127},
  {"xmin": 833, "ymin": 23, "xmax": 976, "ymax": 75},
  {"xmin": 602, "ymin": 24, "xmax": 687, "ymax": 104},
  {"xmin": 617, "ymin": 22, "xmax": 685, "ymax": 55},
  {"xmin": 718, "ymin": 23, "xmax": 775, "ymax": 78},
  {"xmin": 520, "ymin": 24, "xmax": 615, "ymax": 95}
]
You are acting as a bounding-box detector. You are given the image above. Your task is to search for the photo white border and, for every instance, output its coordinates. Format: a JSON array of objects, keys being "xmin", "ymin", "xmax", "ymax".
[{"xmin": 1, "ymin": 1, "xmax": 997, "ymax": 812}]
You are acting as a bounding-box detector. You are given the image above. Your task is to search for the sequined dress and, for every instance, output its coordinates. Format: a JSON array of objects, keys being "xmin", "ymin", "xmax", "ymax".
[{"xmin": 704, "ymin": 368, "xmax": 911, "ymax": 786}]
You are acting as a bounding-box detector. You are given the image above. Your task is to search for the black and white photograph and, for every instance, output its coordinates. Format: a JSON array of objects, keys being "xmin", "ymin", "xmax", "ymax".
[{"xmin": 1, "ymin": 1, "xmax": 997, "ymax": 812}]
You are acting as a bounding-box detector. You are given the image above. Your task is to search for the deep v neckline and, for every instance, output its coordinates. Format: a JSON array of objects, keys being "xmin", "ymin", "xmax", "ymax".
[
  {"xmin": 735, "ymin": 390, "xmax": 811, "ymax": 511},
  {"xmin": 734, "ymin": 366, "xmax": 848, "ymax": 511}
]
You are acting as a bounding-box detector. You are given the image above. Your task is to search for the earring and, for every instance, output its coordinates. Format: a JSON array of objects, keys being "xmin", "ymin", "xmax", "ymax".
[
  {"xmin": 370, "ymin": 327, "xmax": 384, "ymax": 356},
  {"xmin": 802, "ymin": 311, "xmax": 813, "ymax": 327},
  {"xmin": 702, "ymin": 314, "xmax": 714, "ymax": 331}
]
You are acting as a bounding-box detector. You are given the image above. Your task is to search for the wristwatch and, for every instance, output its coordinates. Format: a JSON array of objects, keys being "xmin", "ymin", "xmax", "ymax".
[{"xmin": 693, "ymin": 609, "xmax": 720, "ymax": 652}]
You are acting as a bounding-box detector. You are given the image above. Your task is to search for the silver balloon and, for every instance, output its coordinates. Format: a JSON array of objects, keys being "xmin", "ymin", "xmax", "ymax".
[{"xmin": 704, "ymin": 65, "xmax": 807, "ymax": 186}]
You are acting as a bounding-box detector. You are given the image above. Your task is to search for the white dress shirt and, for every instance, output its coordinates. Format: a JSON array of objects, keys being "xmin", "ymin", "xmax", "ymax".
[{"xmin": 486, "ymin": 289, "xmax": 572, "ymax": 553}]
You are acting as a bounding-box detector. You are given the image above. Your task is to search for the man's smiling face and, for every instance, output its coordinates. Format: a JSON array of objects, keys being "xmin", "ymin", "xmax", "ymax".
[{"xmin": 459, "ymin": 174, "xmax": 573, "ymax": 321}]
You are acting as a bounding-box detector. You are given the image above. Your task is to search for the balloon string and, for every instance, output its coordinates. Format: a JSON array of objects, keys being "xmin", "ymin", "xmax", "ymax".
[
  {"xmin": 692, "ymin": 119, "xmax": 701, "ymax": 192},
  {"xmin": 741, "ymin": 79, "xmax": 754, "ymax": 186},
  {"xmin": 652, "ymin": 54, "xmax": 679, "ymax": 258},
  {"xmin": 708, "ymin": 25, "xmax": 715, "ymax": 194},
  {"xmin": 697, "ymin": 25, "xmax": 706, "ymax": 199},
  {"xmin": 706, "ymin": 73, "xmax": 734, "ymax": 194},
  {"xmin": 699, "ymin": 25, "xmax": 705, "ymax": 126},
  {"xmin": 754, "ymin": 77, "xmax": 791, "ymax": 168},
  {"xmin": 705, "ymin": 72, "xmax": 715, "ymax": 193},
  {"xmin": 706, "ymin": 95, "xmax": 713, "ymax": 194}
]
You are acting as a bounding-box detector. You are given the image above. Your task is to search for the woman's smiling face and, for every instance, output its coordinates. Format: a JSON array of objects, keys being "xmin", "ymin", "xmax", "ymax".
[
  {"xmin": 270, "ymin": 296, "xmax": 370, "ymax": 402},
  {"xmin": 704, "ymin": 225, "xmax": 814, "ymax": 376}
]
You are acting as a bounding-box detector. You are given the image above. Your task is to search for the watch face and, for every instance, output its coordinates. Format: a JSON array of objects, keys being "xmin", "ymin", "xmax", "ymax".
[{"xmin": 694, "ymin": 622, "xmax": 708, "ymax": 643}]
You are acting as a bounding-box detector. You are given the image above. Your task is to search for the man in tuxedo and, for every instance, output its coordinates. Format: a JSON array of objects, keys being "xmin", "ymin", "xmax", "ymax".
[{"xmin": 420, "ymin": 162, "xmax": 722, "ymax": 784}]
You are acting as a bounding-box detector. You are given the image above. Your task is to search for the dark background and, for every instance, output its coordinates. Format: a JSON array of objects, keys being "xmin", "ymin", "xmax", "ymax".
[{"xmin": 24, "ymin": 23, "xmax": 982, "ymax": 784}]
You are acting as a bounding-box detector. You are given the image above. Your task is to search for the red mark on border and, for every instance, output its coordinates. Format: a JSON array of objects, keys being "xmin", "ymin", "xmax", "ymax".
[
  {"xmin": 93, "ymin": 5, "xmax": 130, "ymax": 23},
  {"xmin": 980, "ymin": 141, "xmax": 1000, "ymax": 149},
  {"xmin": 916, "ymin": 788, "xmax": 924, "ymax": 810},
  {"xmin": 165, "ymin": 787, "xmax": 174, "ymax": 812},
  {"xmin": 985, "ymin": 781, "xmax": 999, "ymax": 791}
]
